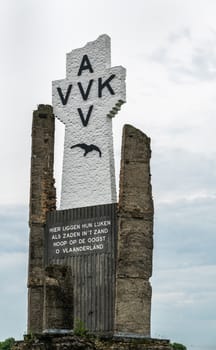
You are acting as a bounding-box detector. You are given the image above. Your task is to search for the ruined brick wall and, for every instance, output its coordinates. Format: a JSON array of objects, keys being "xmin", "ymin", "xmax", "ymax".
[
  {"xmin": 115, "ymin": 124, "xmax": 154, "ymax": 336},
  {"xmin": 28, "ymin": 105, "xmax": 56, "ymax": 333},
  {"xmin": 43, "ymin": 265, "xmax": 73, "ymax": 331},
  {"xmin": 13, "ymin": 334, "xmax": 172, "ymax": 350}
]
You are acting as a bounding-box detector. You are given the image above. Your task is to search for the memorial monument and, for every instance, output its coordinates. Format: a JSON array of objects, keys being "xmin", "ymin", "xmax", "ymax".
[
  {"xmin": 52, "ymin": 34, "xmax": 125, "ymax": 209},
  {"xmin": 22, "ymin": 35, "xmax": 172, "ymax": 350}
]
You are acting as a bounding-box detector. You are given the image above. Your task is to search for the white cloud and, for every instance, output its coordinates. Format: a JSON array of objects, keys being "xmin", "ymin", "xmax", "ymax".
[
  {"xmin": 149, "ymin": 28, "xmax": 216, "ymax": 83},
  {"xmin": 0, "ymin": 206, "xmax": 28, "ymax": 252},
  {"xmin": 152, "ymin": 265, "xmax": 216, "ymax": 348},
  {"xmin": 151, "ymin": 148, "xmax": 216, "ymax": 207},
  {"xmin": 0, "ymin": 252, "xmax": 27, "ymax": 271},
  {"xmin": 151, "ymin": 192, "xmax": 216, "ymax": 348}
]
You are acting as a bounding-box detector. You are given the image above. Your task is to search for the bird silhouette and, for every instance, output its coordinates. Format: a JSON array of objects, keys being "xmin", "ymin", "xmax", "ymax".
[{"xmin": 70, "ymin": 143, "xmax": 102, "ymax": 157}]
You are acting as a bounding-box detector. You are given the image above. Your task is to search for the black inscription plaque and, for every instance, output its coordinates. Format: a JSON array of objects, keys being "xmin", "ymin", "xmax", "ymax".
[
  {"xmin": 45, "ymin": 203, "xmax": 116, "ymax": 260},
  {"xmin": 47, "ymin": 217, "xmax": 112, "ymax": 259},
  {"xmin": 44, "ymin": 203, "xmax": 117, "ymax": 333}
]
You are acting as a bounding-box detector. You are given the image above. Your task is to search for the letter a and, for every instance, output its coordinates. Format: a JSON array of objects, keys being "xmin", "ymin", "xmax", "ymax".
[{"xmin": 78, "ymin": 55, "xmax": 94, "ymax": 76}]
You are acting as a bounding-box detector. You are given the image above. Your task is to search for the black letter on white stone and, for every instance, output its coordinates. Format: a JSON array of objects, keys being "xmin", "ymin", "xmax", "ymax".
[
  {"xmin": 57, "ymin": 84, "xmax": 72, "ymax": 105},
  {"xmin": 77, "ymin": 105, "xmax": 93, "ymax": 127},
  {"xmin": 98, "ymin": 75, "xmax": 115, "ymax": 97},
  {"xmin": 78, "ymin": 55, "xmax": 94, "ymax": 76},
  {"xmin": 77, "ymin": 79, "xmax": 94, "ymax": 101}
]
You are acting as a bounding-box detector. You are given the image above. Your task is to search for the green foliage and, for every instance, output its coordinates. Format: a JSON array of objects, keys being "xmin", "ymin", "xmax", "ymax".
[
  {"xmin": 0, "ymin": 338, "xmax": 15, "ymax": 350},
  {"xmin": 24, "ymin": 332, "xmax": 36, "ymax": 344},
  {"xmin": 171, "ymin": 342, "xmax": 187, "ymax": 350},
  {"xmin": 74, "ymin": 319, "xmax": 88, "ymax": 337}
]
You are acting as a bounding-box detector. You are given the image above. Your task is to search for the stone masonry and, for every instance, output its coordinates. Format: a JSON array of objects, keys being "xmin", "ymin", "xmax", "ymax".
[
  {"xmin": 115, "ymin": 124, "xmax": 154, "ymax": 336},
  {"xmin": 14, "ymin": 334, "xmax": 172, "ymax": 350},
  {"xmin": 43, "ymin": 265, "xmax": 73, "ymax": 331},
  {"xmin": 28, "ymin": 105, "xmax": 56, "ymax": 333}
]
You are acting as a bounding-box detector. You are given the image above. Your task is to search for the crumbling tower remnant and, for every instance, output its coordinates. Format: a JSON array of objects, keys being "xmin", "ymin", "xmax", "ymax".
[
  {"xmin": 28, "ymin": 104, "xmax": 56, "ymax": 333},
  {"xmin": 115, "ymin": 124, "xmax": 154, "ymax": 336}
]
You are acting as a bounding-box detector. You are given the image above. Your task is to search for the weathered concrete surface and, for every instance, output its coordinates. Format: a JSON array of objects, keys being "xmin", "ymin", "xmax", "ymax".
[
  {"xmin": 52, "ymin": 34, "xmax": 126, "ymax": 210},
  {"xmin": 43, "ymin": 265, "xmax": 73, "ymax": 331},
  {"xmin": 28, "ymin": 105, "xmax": 56, "ymax": 333},
  {"xmin": 13, "ymin": 335, "xmax": 172, "ymax": 350},
  {"xmin": 115, "ymin": 279, "xmax": 152, "ymax": 334},
  {"xmin": 115, "ymin": 124, "xmax": 154, "ymax": 336}
]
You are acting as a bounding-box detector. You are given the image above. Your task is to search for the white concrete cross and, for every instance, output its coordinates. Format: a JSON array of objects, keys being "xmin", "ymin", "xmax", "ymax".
[{"xmin": 52, "ymin": 35, "xmax": 126, "ymax": 210}]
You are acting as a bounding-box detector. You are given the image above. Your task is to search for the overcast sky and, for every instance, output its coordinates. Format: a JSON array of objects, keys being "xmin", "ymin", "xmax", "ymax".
[{"xmin": 0, "ymin": 1, "xmax": 216, "ymax": 349}]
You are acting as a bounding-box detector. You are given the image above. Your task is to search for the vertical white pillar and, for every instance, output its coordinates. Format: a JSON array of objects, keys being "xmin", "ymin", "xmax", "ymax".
[{"xmin": 52, "ymin": 35, "xmax": 126, "ymax": 209}]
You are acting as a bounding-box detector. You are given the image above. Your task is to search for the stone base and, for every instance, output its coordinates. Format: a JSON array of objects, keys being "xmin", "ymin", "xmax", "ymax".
[{"xmin": 13, "ymin": 334, "xmax": 172, "ymax": 350}]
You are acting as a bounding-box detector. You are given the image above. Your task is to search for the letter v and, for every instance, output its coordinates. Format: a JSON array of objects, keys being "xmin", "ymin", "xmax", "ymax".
[
  {"xmin": 77, "ymin": 105, "xmax": 93, "ymax": 127},
  {"xmin": 77, "ymin": 79, "xmax": 94, "ymax": 101},
  {"xmin": 57, "ymin": 84, "xmax": 72, "ymax": 105}
]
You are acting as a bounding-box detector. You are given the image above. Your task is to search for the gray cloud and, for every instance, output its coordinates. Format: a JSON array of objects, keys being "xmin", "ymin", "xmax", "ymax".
[
  {"xmin": 0, "ymin": 252, "xmax": 27, "ymax": 340},
  {"xmin": 0, "ymin": 206, "xmax": 28, "ymax": 253},
  {"xmin": 168, "ymin": 28, "xmax": 191, "ymax": 43},
  {"xmin": 152, "ymin": 148, "xmax": 216, "ymax": 200},
  {"xmin": 152, "ymin": 265, "xmax": 216, "ymax": 348},
  {"xmin": 149, "ymin": 147, "xmax": 216, "ymax": 349},
  {"xmin": 153, "ymin": 197, "xmax": 216, "ymax": 269},
  {"xmin": 0, "ymin": 206, "xmax": 28, "ymax": 340},
  {"xmin": 152, "ymin": 195, "xmax": 216, "ymax": 349},
  {"xmin": 149, "ymin": 28, "xmax": 216, "ymax": 83}
]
